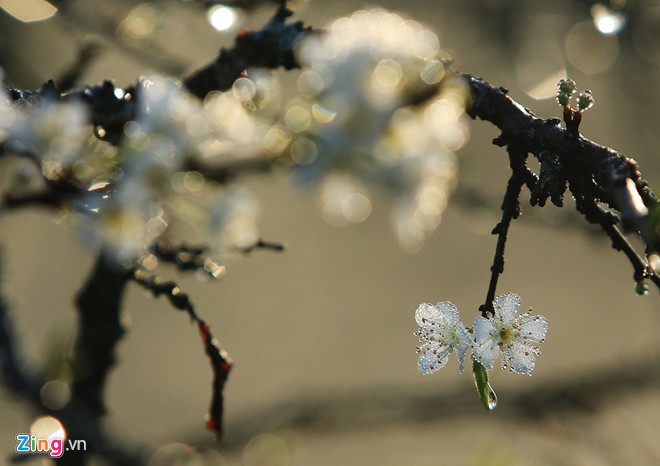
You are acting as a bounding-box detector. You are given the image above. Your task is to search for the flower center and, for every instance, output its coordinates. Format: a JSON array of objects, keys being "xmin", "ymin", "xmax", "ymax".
[{"xmin": 498, "ymin": 326, "xmax": 517, "ymax": 343}]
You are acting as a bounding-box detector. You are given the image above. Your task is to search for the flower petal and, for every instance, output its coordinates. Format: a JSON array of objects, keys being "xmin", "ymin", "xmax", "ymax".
[
  {"xmin": 473, "ymin": 316, "xmax": 496, "ymax": 343},
  {"xmin": 494, "ymin": 293, "xmax": 521, "ymax": 322},
  {"xmin": 434, "ymin": 301, "xmax": 460, "ymax": 324},
  {"xmin": 502, "ymin": 343, "xmax": 538, "ymax": 375},
  {"xmin": 472, "ymin": 318, "xmax": 499, "ymax": 372},
  {"xmin": 454, "ymin": 323, "xmax": 472, "ymax": 374},
  {"xmin": 417, "ymin": 341, "xmax": 451, "ymax": 375},
  {"xmin": 415, "ymin": 302, "xmax": 439, "ymax": 327},
  {"xmin": 518, "ymin": 314, "xmax": 548, "ymax": 344}
]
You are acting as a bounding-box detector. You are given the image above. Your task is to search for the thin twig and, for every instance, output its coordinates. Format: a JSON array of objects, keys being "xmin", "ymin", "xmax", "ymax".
[
  {"xmin": 480, "ymin": 143, "xmax": 528, "ymax": 316},
  {"xmin": 131, "ymin": 270, "xmax": 232, "ymax": 441},
  {"xmin": 56, "ymin": 41, "xmax": 103, "ymax": 93}
]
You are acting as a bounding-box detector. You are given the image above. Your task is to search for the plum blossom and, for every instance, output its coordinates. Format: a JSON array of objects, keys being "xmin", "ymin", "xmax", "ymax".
[
  {"xmin": 80, "ymin": 77, "xmax": 265, "ymax": 263},
  {"xmin": 292, "ymin": 8, "xmax": 468, "ymax": 252},
  {"xmin": 472, "ymin": 293, "xmax": 548, "ymax": 376},
  {"xmin": 414, "ymin": 301, "xmax": 472, "ymax": 374}
]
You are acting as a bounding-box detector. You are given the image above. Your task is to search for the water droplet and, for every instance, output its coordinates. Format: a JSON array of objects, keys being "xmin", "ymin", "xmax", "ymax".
[{"xmin": 486, "ymin": 388, "xmax": 498, "ymax": 411}]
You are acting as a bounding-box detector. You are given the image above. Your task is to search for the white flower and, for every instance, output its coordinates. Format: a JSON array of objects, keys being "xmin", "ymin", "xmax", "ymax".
[
  {"xmin": 473, "ymin": 293, "xmax": 548, "ymax": 376},
  {"xmin": 414, "ymin": 301, "xmax": 472, "ymax": 374}
]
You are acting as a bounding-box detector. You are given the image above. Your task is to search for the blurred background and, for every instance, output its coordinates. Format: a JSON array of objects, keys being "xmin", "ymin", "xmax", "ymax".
[{"xmin": 1, "ymin": 0, "xmax": 660, "ymax": 464}]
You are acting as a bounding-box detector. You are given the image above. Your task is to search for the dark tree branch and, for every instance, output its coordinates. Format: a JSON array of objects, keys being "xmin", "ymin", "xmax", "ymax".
[
  {"xmin": 183, "ymin": 3, "xmax": 314, "ymax": 98},
  {"xmin": 131, "ymin": 270, "xmax": 233, "ymax": 441},
  {"xmin": 238, "ymin": 238, "xmax": 286, "ymax": 255},
  {"xmin": 150, "ymin": 240, "xmax": 224, "ymax": 277},
  {"xmin": 0, "ymin": 257, "xmax": 146, "ymax": 466},
  {"xmin": 480, "ymin": 142, "xmax": 530, "ymax": 317},
  {"xmin": 56, "ymin": 41, "xmax": 103, "ymax": 93},
  {"xmin": 71, "ymin": 254, "xmax": 131, "ymax": 419},
  {"xmin": 464, "ymin": 74, "xmax": 660, "ymax": 290}
]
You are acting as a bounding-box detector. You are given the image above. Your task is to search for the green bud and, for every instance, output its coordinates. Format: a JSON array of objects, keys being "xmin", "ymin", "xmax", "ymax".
[
  {"xmin": 577, "ymin": 90, "xmax": 595, "ymax": 112},
  {"xmin": 635, "ymin": 280, "xmax": 649, "ymax": 296},
  {"xmin": 557, "ymin": 92, "xmax": 571, "ymax": 108},
  {"xmin": 558, "ymin": 79, "xmax": 577, "ymax": 96},
  {"xmin": 472, "ymin": 360, "xmax": 497, "ymax": 411}
]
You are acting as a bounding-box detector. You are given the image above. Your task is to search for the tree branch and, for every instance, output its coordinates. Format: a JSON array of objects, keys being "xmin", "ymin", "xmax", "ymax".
[
  {"xmin": 0, "ymin": 256, "xmax": 146, "ymax": 466},
  {"xmin": 463, "ymin": 74, "xmax": 660, "ymax": 290},
  {"xmin": 183, "ymin": 3, "xmax": 314, "ymax": 98},
  {"xmin": 480, "ymin": 142, "xmax": 530, "ymax": 316},
  {"xmin": 131, "ymin": 270, "xmax": 233, "ymax": 441},
  {"xmin": 71, "ymin": 253, "xmax": 130, "ymax": 419}
]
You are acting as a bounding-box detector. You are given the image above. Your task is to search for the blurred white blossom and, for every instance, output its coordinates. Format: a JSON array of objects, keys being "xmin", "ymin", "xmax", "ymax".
[
  {"xmin": 292, "ymin": 8, "xmax": 468, "ymax": 251},
  {"xmin": 0, "ymin": 95, "xmax": 89, "ymax": 172},
  {"xmin": 473, "ymin": 293, "xmax": 548, "ymax": 376},
  {"xmin": 84, "ymin": 76, "xmax": 265, "ymax": 262}
]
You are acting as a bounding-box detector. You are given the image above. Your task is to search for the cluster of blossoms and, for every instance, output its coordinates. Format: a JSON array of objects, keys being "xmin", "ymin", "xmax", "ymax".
[
  {"xmin": 291, "ymin": 9, "xmax": 468, "ymax": 252},
  {"xmin": 0, "ymin": 71, "xmax": 272, "ymax": 265},
  {"xmin": 0, "ymin": 7, "xmax": 472, "ymax": 261},
  {"xmin": 80, "ymin": 76, "xmax": 268, "ymax": 263},
  {"xmin": 414, "ymin": 293, "xmax": 548, "ymax": 376}
]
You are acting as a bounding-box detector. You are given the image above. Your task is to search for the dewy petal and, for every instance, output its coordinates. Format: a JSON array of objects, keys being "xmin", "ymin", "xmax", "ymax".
[
  {"xmin": 454, "ymin": 323, "xmax": 472, "ymax": 374},
  {"xmin": 434, "ymin": 301, "xmax": 460, "ymax": 325},
  {"xmin": 473, "ymin": 316, "xmax": 496, "ymax": 343},
  {"xmin": 502, "ymin": 343, "xmax": 537, "ymax": 375},
  {"xmin": 417, "ymin": 341, "xmax": 451, "ymax": 375},
  {"xmin": 494, "ymin": 292, "xmax": 521, "ymax": 322},
  {"xmin": 473, "ymin": 339, "xmax": 499, "ymax": 371},
  {"xmin": 473, "ymin": 316, "xmax": 499, "ymax": 370},
  {"xmin": 415, "ymin": 302, "xmax": 440, "ymax": 327},
  {"xmin": 415, "ymin": 301, "xmax": 458, "ymax": 327},
  {"xmin": 518, "ymin": 314, "xmax": 548, "ymax": 344}
]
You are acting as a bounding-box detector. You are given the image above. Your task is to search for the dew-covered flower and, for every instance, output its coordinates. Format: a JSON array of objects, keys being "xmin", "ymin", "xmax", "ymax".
[
  {"xmin": 472, "ymin": 293, "xmax": 548, "ymax": 376},
  {"xmin": 414, "ymin": 301, "xmax": 472, "ymax": 374}
]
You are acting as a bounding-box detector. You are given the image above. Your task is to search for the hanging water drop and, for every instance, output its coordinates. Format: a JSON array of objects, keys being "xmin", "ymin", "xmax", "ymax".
[
  {"xmin": 472, "ymin": 360, "xmax": 498, "ymax": 411},
  {"xmin": 486, "ymin": 386, "xmax": 498, "ymax": 410}
]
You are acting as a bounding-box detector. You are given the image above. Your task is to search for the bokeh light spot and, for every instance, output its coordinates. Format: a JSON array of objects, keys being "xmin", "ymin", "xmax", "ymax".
[
  {"xmin": 40, "ymin": 381, "xmax": 71, "ymax": 411},
  {"xmin": 30, "ymin": 416, "xmax": 65, "ymax": 441},
  {"xmin": 243, "ymin": 433, "xmax": 290, "ymax": 466},
  {"xmin": 207, "ymin": 5, "xmax": 237, "ymax": 32},
  {"xmin": 516, "ymin": 42, "xmax": 566, "ymax": 100},
  {"xmin": 591, "ymin": 4, "xmax": 625, "ymax": 36},
  {"xmin": 565, "ymin": 21, "xmax": 619, "ymax": 74},
  {"xmin": 232, "ymin": 77, "xmax": 257, "ymax": 102}
]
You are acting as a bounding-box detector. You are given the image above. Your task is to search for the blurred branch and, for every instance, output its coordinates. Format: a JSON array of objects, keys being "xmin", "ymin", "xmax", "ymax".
[
  {"xmin": 71, "ymin": 253, "xmax": 130, "ymax": 419},
  {"xmin": 238, "ymin": 238, "xmax": 285, "ymax": 255},
  {"xmin": 52, "ymin": 0, "xmax": 189, "ymax": 77},
  {"xmin": 183, "ymin": 2, "xmax": 314, "ymax": 98},
  {"xmin": 0, "ymin": 256, "xmax": 146, "ymax": 465},
  {"xmin": 131, "ymin": 269, "xmax": 232, "ymax": 441},
  {"xmin": 56, "ymin": 41, "xmax": 104, "ymax": 93}
]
